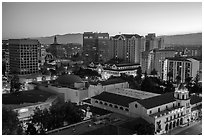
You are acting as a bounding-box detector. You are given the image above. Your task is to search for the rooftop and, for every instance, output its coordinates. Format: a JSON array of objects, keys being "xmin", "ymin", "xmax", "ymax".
[
  {"xmin": 137, "ymin": 92, "xmax": 176, "ymax": 109},
  {"xmin": 55, "ymin": 74, "xmax": 83, "ymax": 85},
  {"xmin": 2, "ymin": 89, "xmax": 57, "ymax": 105},
  {"xmin": 92, "ymin": 92, "xmax": 138, "ymax": 107},
  {"xmin": 89, "ymin": 78, "xmax": 127, "ymax": 86},
  {"xmin": 166, "ymin": 57, "xmax": 191, "ymax": 62}
]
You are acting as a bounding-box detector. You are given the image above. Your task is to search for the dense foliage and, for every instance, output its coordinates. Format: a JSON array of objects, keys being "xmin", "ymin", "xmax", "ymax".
[
  {"xmin": 2, "ymin": 107, "xmax": 23, "ymax": 135},
  {"xmin": 28, "ymin": 102, "xmax": 84, "ymax": 134}
]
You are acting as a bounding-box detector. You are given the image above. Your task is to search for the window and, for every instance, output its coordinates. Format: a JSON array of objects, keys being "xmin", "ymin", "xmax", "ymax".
[
  {"xmin": 182, "ymin": 95, "xmax": 185, "ymax": 100},
  {"xmin": 166, "ymin": 105, "xmax": 168, "ymax": 109},
  {"xmin": 158, "ymin": 108, "xmax": 160, "ymax": 112},
  {"xmin": 135, "ymin": 104, "xmax": 138, "ymax": 108},
  {"xmin": 178, "ymin": 103, "xmax": 180, "ymax": 107},
  {"xmin": 95, "ymin": 100, "xmax": 98, "ymax": 103},
  {"xmin": 104, "ymin": 103, "xmax": 108, "ymax": 106},
  {"xmin": 114, "ymin": 105, "xmax": 118, "ymax": 108},
  {"xmin": 125, "ymin": 108, "xmax": 129, "ymax": 112},
  {"xmin": 149, "ymin": 110, "xmax": 152, "ymax": 114},
  {"xmin": 99, "ymin": 101, "xmax": 103, "ymax": 104},
  {"xmin": 120, "ymin": 107, "xmax": 124, "ymax": 110},
  {"xmin": 109, "ymin": 104, "xmax": 113, "ymax": 107}
]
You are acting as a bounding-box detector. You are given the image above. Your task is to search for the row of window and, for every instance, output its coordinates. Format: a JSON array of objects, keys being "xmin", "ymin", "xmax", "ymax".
[
  {"xmin": 166, "ymin": 112, "xmax": 184, "ymax": 122},
  {"xmin": 94, "ymin": 100, "xmax": 129, "ymax": 112}
]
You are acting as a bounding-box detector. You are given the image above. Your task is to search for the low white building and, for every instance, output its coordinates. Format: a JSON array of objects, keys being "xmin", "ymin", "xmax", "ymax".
[
  {"xmin": 88, "ymin": 78, "xmax": 129, "ymax": 98},
  {"xmin": 88, "ymin": 62, "xmax": 141, "ymax": 80},
  {"xmin": 48, "ymin": 74, "xmax": 88, "ymax": 105}
]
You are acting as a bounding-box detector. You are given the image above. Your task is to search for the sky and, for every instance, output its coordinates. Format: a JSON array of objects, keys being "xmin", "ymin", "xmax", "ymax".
[{"xmin": 2, "ymin": 2, "xmax": 202, "ymax": 39}]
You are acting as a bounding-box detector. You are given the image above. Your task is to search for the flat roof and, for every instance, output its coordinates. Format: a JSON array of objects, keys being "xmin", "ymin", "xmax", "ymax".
[
  {"xmin": 104, "ymin": 67, "xmax": 138, "ymax": 71},
  {"xmin": 166, "ymin": 57, "xmax": 191, "ymax": 62},
  {"xmin": 137, "ymin": 92, "xmax": 176, "ymax": 109},
  {"xmin": 92, "ymin": 92, "xmax": 138, "ymax": 107},
  {"xmin": 90, "ymin": 78, "xmax": 127, "ymax": 86},
  {"xmin": 2, "ymin": 89, "xmax": 57, "ymax": 105}
]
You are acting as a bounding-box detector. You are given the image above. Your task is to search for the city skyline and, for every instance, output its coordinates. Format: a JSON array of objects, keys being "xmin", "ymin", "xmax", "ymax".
[{"xmin": 2, "ymin": 2, "xmax": 202, "ymax": 39}]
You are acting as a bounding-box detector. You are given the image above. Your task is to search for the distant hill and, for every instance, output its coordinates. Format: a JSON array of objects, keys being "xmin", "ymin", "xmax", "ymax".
[
  {"xmin": 35, "ymin": 33, "xmax": 83, "ymax": 45},
  {"xmin": 158, "ymin": 32, "xmax": 202, "ymax": 47}
]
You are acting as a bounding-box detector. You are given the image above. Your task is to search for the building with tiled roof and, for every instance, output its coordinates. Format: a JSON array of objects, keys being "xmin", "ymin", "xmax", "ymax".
[
  {"xmin": 90, "ymin": 84, "xmax": 202, "ymax": 135},
  {"xmin": 87, "ymin": 62, "xmax": 141, "ymax": 80}
]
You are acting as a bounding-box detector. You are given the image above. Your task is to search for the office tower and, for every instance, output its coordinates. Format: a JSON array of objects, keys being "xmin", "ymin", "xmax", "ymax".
[
  {"xmin": 83, "ymin": 32, "xmax": 109, "ymax": 64},
  {"xmin": 110, "ymin": 34, "xmax": 143, "ymax": 64},
  {"xmin": 9, "ymin": 39, "xmax": 40, "ymax": 75}
]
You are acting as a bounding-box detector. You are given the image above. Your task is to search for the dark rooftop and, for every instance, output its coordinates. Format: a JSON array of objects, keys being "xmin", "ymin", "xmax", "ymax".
[
  {"xmin": 92, "ymin": 92, "xmax": 138, "ymax": 107},
  {"xmin": 115, "ymin": 63, "xmax": 140, "ymax": 67},
  {"xmin": 137, "ymin": 92, "xmax": 176, "ymax": 109},
  {"xmin": 190, "ymin": 95, "xmax": 202, "ymax": 105},
  {"xmin": 89, "ymin": 78, "xmax": 127, "ymax": 86},
  {"xmin": 166, "ymin": 57, "xmax": 191, "ymax": 62},
  {"xmin": 122, "ymin": 34, "xmax": 142, "ymax": 39},
  {"xmin": 104, "ymin": 67, "xmax": 138, "ymax": 71},
  {"xmin": 2, "ymin": 89, "xmax": 57, "ymax": 105}
]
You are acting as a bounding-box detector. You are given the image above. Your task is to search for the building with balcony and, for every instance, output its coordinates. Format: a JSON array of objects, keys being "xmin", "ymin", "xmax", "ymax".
[{"xmin": 162, "ymin": 57, "xmax": 201, "ymax": 82}]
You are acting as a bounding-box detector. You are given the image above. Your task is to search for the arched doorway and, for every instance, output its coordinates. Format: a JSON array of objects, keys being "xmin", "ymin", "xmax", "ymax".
[
  {"xmin": 169, "ymin": 122, "xmax": 172, "ymax": 130},
  {"xmin": 173, "ymin": 121, "xmax": 176, "ymax": 128},
  {"xmin": 177, "ymin": 119, "xmax": 180, "ymax": 126},
  {"xmin": 180, "ymin": 118, "xmax": 183, "ymax": 125},
  {"xmin": 165, "ymin": 124, "xmax": 169, "ymax": 132}
]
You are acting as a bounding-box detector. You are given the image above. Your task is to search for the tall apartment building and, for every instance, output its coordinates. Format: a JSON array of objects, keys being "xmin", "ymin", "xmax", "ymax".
[
  {"xmin": 144, "ymin": 33, "xmax": 164, "ymax": 51},
  {"xmin": 9, "ymin": 39, "xmax": 40, "ymax": 75},
  {"xmin": 83, "ymin": 32, "xmax": 109, "ymax": 64},
  {"xmin": 162, "ymin": 57, "xmax": 201, "ymax": 82},
  {"xmin": 109, "ymin": 34, "xmax": 144, "ymax": 64},
  {"xmin": 145, "ymin": 49, "xmax": 177, "ymax": 75}
]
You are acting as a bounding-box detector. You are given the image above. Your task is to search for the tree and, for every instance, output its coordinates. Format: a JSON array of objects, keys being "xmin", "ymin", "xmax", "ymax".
[
  {"xmin": 2, "ymin": 61, "xmax": 6, "ymax": 76},
  {"xmin": 135, "ymin": 66, "xmax": 142, "ymax": 85},
  {"xmin": 2, "ymin": 107, "xmax": 23, "ymax": 135},
  {"xmin": 31, "ymin": 102, "xmax": 84, "ymax": 133},
  {"xmin": 150, "ymin": 69, "xmax": 157, "ymax": 75},
  {"xmin": 10, "ymin": 74, "xmax": 21, "ymax": 93},
  {"xmin": 25, "ymin": 123, "xmax": 37, "ymax": 135},
  {"xmin": 167, "ymin": 71, "xmax": 173, "ymax": 82},
  {"xmin": 134, "ymin": 123, "xmax": 155, "ymax": 135},
  {"xmin": 176, "ymin": 75, "xmax": 181, "ymax": 85}
]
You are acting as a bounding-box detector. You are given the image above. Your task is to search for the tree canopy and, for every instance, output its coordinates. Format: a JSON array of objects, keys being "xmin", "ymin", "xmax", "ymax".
[
  {"xmin": 2, "ymin": 107, "xmax": 23, "ymax": 135},
  {"xmin": 30, "ymin": 102, "xmax": 84, "ymax": 133}
]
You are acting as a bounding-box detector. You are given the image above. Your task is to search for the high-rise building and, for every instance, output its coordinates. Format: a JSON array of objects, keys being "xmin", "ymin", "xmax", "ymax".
[
  {"xmin": 109, "ymin": 34, "xmax": 144, "ymax": 64},
  {"xmin": 83, "ymin": 32, "xmax": 109, "ymax": 64},
  {"xmin": 145, "ymin": 49, "xmax": 177, "ymax": 75},
  {"xmin": 144, "ymin": 33, "xmax": 164, "ymax": 51},
  {"xmin": 162, "ymin": 57, "xmax": 201, "ymax": 82},
  {"xmin": 9, "ymin": 39, "xmax": 40, "ymax": 75}
]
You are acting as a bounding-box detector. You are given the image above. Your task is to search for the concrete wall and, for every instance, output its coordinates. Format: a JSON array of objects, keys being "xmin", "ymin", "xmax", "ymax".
[
  {"xmin": 88, "ymin": 82, "xmax": 129, "ymax": 98},
  {"xmin": 48, "ymin": 85, "xmax": 88, "ymax": 104}
]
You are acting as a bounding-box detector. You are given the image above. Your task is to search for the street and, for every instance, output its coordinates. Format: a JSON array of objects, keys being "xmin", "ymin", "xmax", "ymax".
[{"xmin": 176, "ymin": 121, "xmax": 202, "ymax": 135}]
